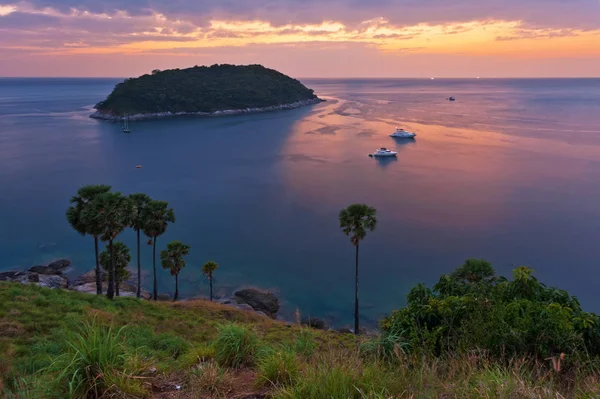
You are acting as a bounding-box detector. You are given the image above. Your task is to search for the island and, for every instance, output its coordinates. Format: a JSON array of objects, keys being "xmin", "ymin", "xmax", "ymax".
[{"xmin": 90, "ymin": 64, "xmax": 324, "ymax": 120}]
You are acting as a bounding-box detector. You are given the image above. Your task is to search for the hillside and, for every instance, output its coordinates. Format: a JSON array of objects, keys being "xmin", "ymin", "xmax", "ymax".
[
  {"xmin": 92, "ymin": 64, "xmax": 322, "ymax": 119},
  {"xmin": 3, "ymin": 267, "xmax": 600, "ymax": 398}
]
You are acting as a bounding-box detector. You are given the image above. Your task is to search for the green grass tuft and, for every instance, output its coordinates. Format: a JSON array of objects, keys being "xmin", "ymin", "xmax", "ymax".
[
  {"xmin": 258, "ymin": 347, "xmax": 299, "ymax": 387},
  {"xmin": 214, "ymin": 323, "xmax": 259, "ymax": 368}
]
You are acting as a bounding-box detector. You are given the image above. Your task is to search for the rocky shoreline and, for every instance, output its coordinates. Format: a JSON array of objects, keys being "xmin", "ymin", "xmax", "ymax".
[
  {"xmin": 90, "ymin": 98, "xmax": 325, "ymax": 121},
  {"xmin": 0, "ymin": 258, "xmax": 353, "ymax": 332}
]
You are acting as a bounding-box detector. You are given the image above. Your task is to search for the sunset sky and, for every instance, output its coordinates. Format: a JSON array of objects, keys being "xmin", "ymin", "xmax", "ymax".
[{"xmin": 1, "ymin": 0, "xmax": 599, "ymax": 77}]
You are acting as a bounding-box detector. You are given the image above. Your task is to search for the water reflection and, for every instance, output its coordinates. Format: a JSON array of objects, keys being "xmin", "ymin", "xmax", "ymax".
[{"xmin": 374, "ymin": 156, "xmax": 398, "ymax": 169}]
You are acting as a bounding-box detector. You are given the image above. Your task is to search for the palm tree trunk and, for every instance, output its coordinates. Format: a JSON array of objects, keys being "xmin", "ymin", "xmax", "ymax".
[
  {"xmin": 209, "ymin": 274, "xmax": 213, "ymax": 302},
  {"xmin": 94, "ymin": 236, "xmax": 102, "ymax": 295},
  {"xmin": 354, "ymin": 243, "xmax": 360, "ymax": 335},
  {"xmin": 116, "ymin": 279, "xmax": 120, "ymax": 297},
  {"xmin": 174, "ymin": 274, "xmax": 179, "ymax": 302},
  {"xmin": 107, "ymin": 239, "xmax": 115, "ymax": 300},
  {"xmin": 136, "ymin": 229, "xmax": 141, "ymax": 299},
  {"xmin": 153, "ymin": 237, "xmax": 157, "ymax": 300}
]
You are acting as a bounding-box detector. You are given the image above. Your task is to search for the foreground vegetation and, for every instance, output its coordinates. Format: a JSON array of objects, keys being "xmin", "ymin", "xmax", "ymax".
[
  {"xmin": 94, "ymin": 64, "xmax": 320, "ymax": 116},
  {"xmin": 3, "ymin": 259, "xmax": 600, "ymax": 398}
]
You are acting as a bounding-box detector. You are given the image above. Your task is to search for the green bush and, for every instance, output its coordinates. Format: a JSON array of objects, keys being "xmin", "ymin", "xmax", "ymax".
[
  {"xmin": 381, "ymin": 260, "xmax": 600, "ymax": 360},
  {"xmin": 258, "ymin": 348, "xmax": 299, "ymax": 387},
  {"xmin": 214, "ymin": 323, "xmax": 259, "ymax": 368}
]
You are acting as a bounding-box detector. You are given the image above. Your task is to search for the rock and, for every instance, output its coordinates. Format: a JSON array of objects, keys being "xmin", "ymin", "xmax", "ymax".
[
  {"xmin": 235, "ymin": 304, "xmax": 255, "ymax": 312},
  {"xmin": 255, "ymin": 311, "xmax": 269, "ymax": 318},
  {"xmin": 301, "ymin": 317, "xmax": 328, "ymax": 330},
  {"xmin": 233, "ymin": 289, "xmax": 280, "ymax": 318},
  {"xmin": 0, "ymin": 270, "xmax": 67, "ymax": 289},
  {"xmin": 0, "ymin": 271, "xmax": 24, "ymax": 281},
  {"xmin": 157, "ymin": 293, "xmax": 172, "ymax": 301},
  {"xmin": 72, "ymin": 269, "xmax": 106, "ymax": 286},
  {"xmin": 47, "ymin": 259, "xmax": 71, "ymax": 270},
  {"xmin": 28, "ymin": 259, "xmax": 71, "ymax": 275},
  {"xmin": 335, "ymin": 328, "xmax": 353, "ymax": 334},
  {"xmin": 216, "ymin": 298, "xmax": 234, "ymax": 305},
  {"xmin": 69, "ymin": 270, "xmax": 151, "ymax": 299},
  {"xmin": 37, "ymin": 274, "xmax": 68, "ymax": 289}
]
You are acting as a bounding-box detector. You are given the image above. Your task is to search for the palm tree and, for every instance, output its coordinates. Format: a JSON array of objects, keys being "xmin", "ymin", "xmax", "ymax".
[
  {"xmin": 66, "ymin": 185, "xmax": 111, "ymax": 295},
  {"xmin": 99, "ymin": 242, "xmax": 131, "ymax": 297},
  {"xmin": 339, "ymin": 203, "xmax": 377, "ymax": 335},
  {"xmin": 160, "ymin": 241, "xmax": 190, "ymax": 301},
  {"xmin": 85, "ymin": 192, "xmax": 133, "ymax": 300},
  {"xmin": 142, "ymin": 201, "xmax": 176, "ymax": 300},
  {"xmin": 202, "ymin": 261, "xmax": 219, "ymax": 301},
  {"xmin": 129, "ymin": 193, "xmax": 151, "ymax": 298}
]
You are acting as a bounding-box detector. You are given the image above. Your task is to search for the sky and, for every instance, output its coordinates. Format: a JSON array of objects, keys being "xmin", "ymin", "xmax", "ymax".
[{"xmin": 1, "ymin": 0, "xmax": 599, "ymax": 77}]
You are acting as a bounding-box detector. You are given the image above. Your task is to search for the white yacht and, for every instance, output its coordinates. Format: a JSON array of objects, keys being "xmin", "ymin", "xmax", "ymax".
[
  {"xmin": 370, "ymin": 148, "xmax": 398, "ymax": 157},
  {"xmin": 390, "ymin": 128, "xmax": 416, "ymax": 138}
]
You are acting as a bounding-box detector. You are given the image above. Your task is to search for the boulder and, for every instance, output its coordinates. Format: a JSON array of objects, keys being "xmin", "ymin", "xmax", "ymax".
[
  {"xmin": 47, "ymin": 259, "xmax": 71, "ymax": 270},
  {"xmin": 157, "ymin": 293, "xmax": 172, "ymax": 301},
  {"xmin": 0, "ymin": 270, "xmax": 67, "ymax": 289},
  {"xmin": 37, "ymin": 274, "xmax": 68, "ymax": 289},
  {"xmin": 233, "ymin": 289, "xmax": 280, "ymax": 318},
  {"xmin": 301, "ymin": 317, "xmax": 328, "ymax": 330},
  {"xmin": 235, "ymin": 304, "xmax": 255, "ymax": 312},
  {"xmin": 72, "ymin": 269, "xmax": 106, "ymax": 286},
  {"xmin": 27, "ymin": 259, "xmax": 71, "ymax": 275}
]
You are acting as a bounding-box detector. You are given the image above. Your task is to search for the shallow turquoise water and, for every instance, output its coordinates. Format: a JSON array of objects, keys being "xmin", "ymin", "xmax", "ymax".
[{"xmin": 2, "ymin": 78, "xmax": 600, "ymax": 326}]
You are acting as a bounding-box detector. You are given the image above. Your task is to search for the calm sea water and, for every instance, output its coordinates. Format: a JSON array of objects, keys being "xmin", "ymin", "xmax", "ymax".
[{"xmin": 1, "ymin": 78, "xmax": 600, "ymax": 326}]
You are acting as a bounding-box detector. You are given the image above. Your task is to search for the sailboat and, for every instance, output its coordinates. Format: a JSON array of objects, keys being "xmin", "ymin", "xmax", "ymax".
[{"xmin": 122, "ymin": 115, "xmax": 131, "ymax": 133}]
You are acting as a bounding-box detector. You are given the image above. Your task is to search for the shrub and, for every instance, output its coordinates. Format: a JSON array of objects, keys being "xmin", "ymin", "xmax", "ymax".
[
  {"xmin": 258, "ymin": 348, "xmax": 299, "ymax": 387},
  {"xmin": 381, "ymin": 262, "xmax": 600, "ymax": 360},
  {"xmin": 214, "ymin": 323, "xmax": 259, "ymax": 368}
]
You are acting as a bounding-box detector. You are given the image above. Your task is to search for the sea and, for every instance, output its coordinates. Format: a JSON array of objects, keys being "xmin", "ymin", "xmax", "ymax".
[{"xmin": 1, "ymin": 77, "xmax": 600, "ymax": 327}]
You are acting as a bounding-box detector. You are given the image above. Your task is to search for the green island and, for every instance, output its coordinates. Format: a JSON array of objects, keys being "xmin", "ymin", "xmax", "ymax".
[
  {"xmin": 91, "ymin": 64, "xmax": 323, "ymax": 120},
  {"xmin": 2, "ymin": 186, "xmax": 600, "ymax": 398}
]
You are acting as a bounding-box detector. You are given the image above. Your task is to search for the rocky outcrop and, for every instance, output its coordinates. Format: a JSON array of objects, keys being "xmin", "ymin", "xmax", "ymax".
[
  {"xmin": 1, "ymin": 259, "xmax": 70, "ymax": 289},
  {"xmin": 233, "ymin": 289, "xmax": 280, "ymax": 318},
  {"xmin": 301, "ymin": 317, "xmax": 328, "ymax": 330},
  {"xmin": 69, "ymin": 269, "xmax": 151, "ymax": 300},
  {"xmin": 28, "ymin": 258, "xmax": 71, "ymax": 275},
  {"xmin": 0, "ymin": 270, "xmax": 68, "ymax": 289}
]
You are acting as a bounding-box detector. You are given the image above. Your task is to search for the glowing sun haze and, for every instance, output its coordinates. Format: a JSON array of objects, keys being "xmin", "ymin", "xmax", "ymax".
[{"xmin": 0, "ymin": 0, "xmax": 599, "ymax": 77}]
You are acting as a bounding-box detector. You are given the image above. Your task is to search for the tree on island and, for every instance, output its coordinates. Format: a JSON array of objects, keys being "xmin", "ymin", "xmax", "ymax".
[
  {"xmin": 99, "ymin": 242, "xmax": 131, "ymax": 297},
  {"xmin": 129, "ymin": 193, "xmax": 151, "ymax": 298},
  {"xmin": 142, "ymin": 201, "xmax": 176, "ymax": 300},
  {"xmin": 339, "ymin": 203, "xmax": 377, "ymax": 335},
  {"xmin": 202, "ymin": 261, "xmax": 219, "ymax": 302},
  {"xmin": 160, "ymin": 241, "xmax": 190, "ymax": 301},
  {"xmin": 66, "ymin": 185, "xmax": 111, "ymax": 295},
  {"xmin": 85, "ymin": 192, "xmax": 132, "ymax": 300}
]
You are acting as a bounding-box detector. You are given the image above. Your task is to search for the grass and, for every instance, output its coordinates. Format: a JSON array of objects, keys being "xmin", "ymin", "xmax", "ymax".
[
  {"xmin": 214, "ymin": 323, "xmax": 259, "ymax": 368},
  {"xmin": 258, "ymin": 347, "xmax": 300, "ymax": 387},
  {"xmin": 3, "ymin": 282, "xmax": 600, "ymax": 398}
]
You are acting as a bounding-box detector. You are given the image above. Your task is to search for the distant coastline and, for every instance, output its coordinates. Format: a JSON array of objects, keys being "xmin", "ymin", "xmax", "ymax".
[{"xmin": 90, "ymin": 97, "xmax": 325, "ymax": 121}]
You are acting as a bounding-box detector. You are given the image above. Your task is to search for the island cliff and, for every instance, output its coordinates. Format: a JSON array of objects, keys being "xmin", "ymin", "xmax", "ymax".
[{"xmin": 91, "ymin": 64, "xmax": 323, "ymax": 120}]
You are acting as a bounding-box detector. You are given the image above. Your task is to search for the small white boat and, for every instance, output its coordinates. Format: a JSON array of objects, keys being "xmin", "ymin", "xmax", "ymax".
[
  {"xmin": 390, "ymin": 128, "xmax": 416, "ymax": 138},
  {"xmin": 369, "ymin": 148, "xmax": 398, "ymax": 157},
  {"xmin": 122, "ymin": 116, "xmax": 131, "ymax": 133}
]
